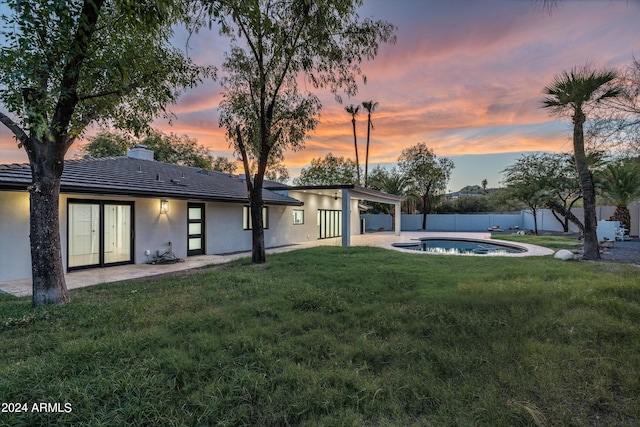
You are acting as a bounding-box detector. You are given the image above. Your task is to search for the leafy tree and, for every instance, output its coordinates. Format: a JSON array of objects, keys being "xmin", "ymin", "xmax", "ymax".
[
  {"xmin": 481, "ymin": 179, "xmax": 488, "ymax": 194},
  {"xmin": 596, "ymin": 159, "xmax": 640, "ymax": 230},
  {"xmin": 345, "ymin": 104, "xmax": 361, "ymax": 184},
  {"xmin": 362, "ymin": 100, "xmax": 379, "ymax": 187},
  {"xmin": 79, "ymin": 129, "xmax": 238, "ymax": 172},
  {"xmin": 398, "ymin": 143, "xmax": 454, "ymax": 230},
  {"xmin": 436, "ymin": 195, "xmax": 497, "ymax": 214},
  {"xmin": 80, "ymin": 131, "xmax": 134, "ymax": 157},
  {"xmin": 543, "ymin": 65, "xmax": 622, "ymax": 259},
  {"xmin": 211, "ymin": 156, "xmax": 238, "ymax": 174},
  {"xmin": 206, "ymin": 0, "xmax": 396, "ymax": 263},
  {"xmin": 294, "ymin": 153, "xmax": 359, "ymax": 186},
  {"xmin": 501, "ymin": 154, "xmax": 555, "ymax": 234},
  {"xmin": 0, "ymin": 0, "xmax": 209, "ymax": 306},
  {"xmin": 141, "ymin": 131, "xmax": 214, "ymax": 169},
  {"xmin": 367, "ymin": 166, "xmax": 413, "ymax": 222}
]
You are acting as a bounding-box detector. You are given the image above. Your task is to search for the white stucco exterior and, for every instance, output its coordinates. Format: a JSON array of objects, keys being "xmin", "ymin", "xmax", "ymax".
[{"xmin": 0, "ymin": 188, "xmax": 373, "ymax": 283}]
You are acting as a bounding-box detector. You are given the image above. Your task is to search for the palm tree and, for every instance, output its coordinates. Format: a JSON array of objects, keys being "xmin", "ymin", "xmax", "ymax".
[
  {"xmin": 362, "ymin": 100, "xmax": 379, "ymax": 187},
  {"xmin": 597, "ymin": 160, "xmax": 640, "ymax": 231},
  {"xmin": 542, "ymin": 65, "xmax": 622, "ymax": 260},
  {"xmin": 367, "ymin": 167, "xmax": 413, "ymax": 230},
  {"xmin": 345, "ymin": 104, "xmax": 361, "ymax": 185}
]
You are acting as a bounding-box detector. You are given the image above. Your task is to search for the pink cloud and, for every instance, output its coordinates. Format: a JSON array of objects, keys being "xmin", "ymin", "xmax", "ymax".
[{"xmin": 2, "ymin": 0, "xmax": 639, "ymax": 186}]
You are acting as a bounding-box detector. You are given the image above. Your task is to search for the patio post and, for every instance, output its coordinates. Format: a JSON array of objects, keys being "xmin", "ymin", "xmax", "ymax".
[
  {"xmin": 395, "ymin": 201, "xmax": 401, "ymax": 236},
  {"xmin": 341, "ymin": 188, "xmax": 351, "ymax": 247}
]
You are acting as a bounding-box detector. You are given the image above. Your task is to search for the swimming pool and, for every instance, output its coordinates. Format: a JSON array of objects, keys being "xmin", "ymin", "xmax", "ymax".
[{"xmin": 392, "ymin": 238, "xmax": 527, "ymax": 255}]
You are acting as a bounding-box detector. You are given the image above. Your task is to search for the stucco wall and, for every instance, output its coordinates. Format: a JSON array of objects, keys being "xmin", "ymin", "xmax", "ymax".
[
  {"xmin": 1, "ymin": 188, "xmax": 366, "ymax": 283},
  {"xmin": 285, "ymin": 190, "xmax": 360, "ymax": 240}
]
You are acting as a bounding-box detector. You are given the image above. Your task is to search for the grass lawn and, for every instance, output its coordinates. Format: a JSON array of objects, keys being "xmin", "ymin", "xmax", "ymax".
[
  {"xmin": 492, "ymin": 233, "xmax": 584, "ymax": 251},
  {"xmin": 1, "ymin": 246, "xmax": 639, "ymax": 426}
]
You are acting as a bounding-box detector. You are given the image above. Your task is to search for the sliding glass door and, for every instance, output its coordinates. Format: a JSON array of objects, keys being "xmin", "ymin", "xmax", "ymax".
[
  {"xmin": 68, "ymin": 203, "xmax": 100, "ymax": 268},
  {"xmin": 317, "ymin": 209, "xmax": 342, "ymax": 239},
  {"xmin": 68, "ymin": 200, "xmax": 134, "ymax": 270}
]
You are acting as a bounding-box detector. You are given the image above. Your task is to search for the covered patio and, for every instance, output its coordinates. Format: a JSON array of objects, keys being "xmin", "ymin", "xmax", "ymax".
[{"xmin": 275, "ymin": 184, "xmax": 406, "ymax": 247}]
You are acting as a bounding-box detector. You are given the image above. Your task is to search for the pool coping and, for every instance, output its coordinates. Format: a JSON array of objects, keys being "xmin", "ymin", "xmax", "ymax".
[{"xmin": 375, "ymin": 232, "xmax": 554, "ymax": 257}]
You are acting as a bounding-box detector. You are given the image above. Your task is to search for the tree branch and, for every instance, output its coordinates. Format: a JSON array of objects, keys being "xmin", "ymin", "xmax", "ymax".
[
  {"xmin": 50, "ymin": 0, "xmax": 105, "ymax": 147},
  {"xmin": 0, "ymin": 111, "xmax": 29, "ymax": 145}
]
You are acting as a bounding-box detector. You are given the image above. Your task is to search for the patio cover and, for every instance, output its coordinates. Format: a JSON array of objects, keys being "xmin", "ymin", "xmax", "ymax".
[{"xmin": 269, "ymin": 184, "xmax": 406, "ymax": 247}]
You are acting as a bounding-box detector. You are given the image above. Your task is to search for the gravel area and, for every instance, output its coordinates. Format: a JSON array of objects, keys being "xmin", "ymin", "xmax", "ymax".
[
  {"xmin": 492, "ymin": 230, "xmax": 640, "ymax": 265},
  {"xmin": 600, "ymin": 238, "xmax": 640, "ymax": 266}
]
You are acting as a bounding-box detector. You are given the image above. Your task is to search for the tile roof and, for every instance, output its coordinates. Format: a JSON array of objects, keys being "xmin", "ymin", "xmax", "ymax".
[{"xmin": 0, "ymin": 157, "xmax": 302, "ymax": 206}]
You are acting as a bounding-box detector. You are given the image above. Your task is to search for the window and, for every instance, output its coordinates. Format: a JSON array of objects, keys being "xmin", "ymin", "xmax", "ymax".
[
  {"xmin": 317, "ymin": 209, "xmax": 342, "ymax": 239},
  {"xmin": 243, "ymin": 206, "xmax": 269, "ymax": 230},
  {"xmin": 187, "ymin": 203, "xmax": 205, "ymax": 256},
  {"xmin": 293, "ymin": 209, "xmax": 304, "ymax": 225}
]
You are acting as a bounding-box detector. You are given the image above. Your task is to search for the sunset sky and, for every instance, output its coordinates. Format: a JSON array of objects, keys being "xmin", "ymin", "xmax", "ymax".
[{"xmin": 1, "ymin": 0, "xmax": 639, "ymax": 191}]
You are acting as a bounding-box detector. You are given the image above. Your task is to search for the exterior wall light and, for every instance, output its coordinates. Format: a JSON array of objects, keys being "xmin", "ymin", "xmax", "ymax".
[{"xmin": 160, "ymin": 199, "xmax": 169, "ymax": 214}]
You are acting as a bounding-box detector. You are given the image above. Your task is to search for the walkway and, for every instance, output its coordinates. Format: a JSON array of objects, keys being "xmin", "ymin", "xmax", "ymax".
[{"xmin": 0, "ymin": 232, "xmax": 552, "ymax": 297}]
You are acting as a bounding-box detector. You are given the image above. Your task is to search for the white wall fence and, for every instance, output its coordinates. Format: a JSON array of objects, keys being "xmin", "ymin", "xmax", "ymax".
[
  {"xmin": 362, "ymin": 203, "xmax": 640, "ymax": 236},
  {"xmin": 361, "ymin": 213, "xmax": 524, "ymax": 232}
]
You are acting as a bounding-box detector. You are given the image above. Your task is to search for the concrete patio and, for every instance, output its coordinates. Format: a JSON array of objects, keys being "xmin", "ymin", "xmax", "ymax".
[{"xmin": 0, "ymin": 232, "xmax": 553, "ymax": 297}]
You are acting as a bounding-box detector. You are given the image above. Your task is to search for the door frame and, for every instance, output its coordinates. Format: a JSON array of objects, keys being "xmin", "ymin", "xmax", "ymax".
[
  {"xmin": 187, "ymin": 202, "xmax": 206, "ymax": 256},
  {"xmin": 67, "ymin": 199, "xmax": 135, "ymax": 271}
]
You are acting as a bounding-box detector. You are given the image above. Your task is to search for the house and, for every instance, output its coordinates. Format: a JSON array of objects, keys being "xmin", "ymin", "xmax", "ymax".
[{"xmin": 0, "ymin": 146, "xmax": 403, "ymax": 283}]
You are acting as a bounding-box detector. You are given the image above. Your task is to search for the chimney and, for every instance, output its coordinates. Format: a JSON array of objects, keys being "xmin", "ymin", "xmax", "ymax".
[{"xmin": 127, "ymin": 144, "xmax": 154, "ymax": 161}]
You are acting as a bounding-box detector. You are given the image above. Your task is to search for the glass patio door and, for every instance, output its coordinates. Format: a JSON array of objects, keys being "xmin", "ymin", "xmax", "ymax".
[
  {"xmin": 68, "ymin": 203, "xmax": 100, "ymax": 268},
  {"xmin": 68, "ymin": 200, "xmax": 134, "ymax": 270}
]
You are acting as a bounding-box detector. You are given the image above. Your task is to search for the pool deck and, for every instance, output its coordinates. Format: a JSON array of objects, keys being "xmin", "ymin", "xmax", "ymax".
[{"xmin": 0, "ymin": 232, "xmax": 553, "ymax": 298}]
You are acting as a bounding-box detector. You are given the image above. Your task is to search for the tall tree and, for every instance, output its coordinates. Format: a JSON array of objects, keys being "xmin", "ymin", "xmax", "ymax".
[
  {"xmin": 79, "ymin": 130, "xmax": 228, "ymax": 170},
  {"xmin": 543, "ymin": 153, "xmax": 584, "ymax": 233},
  {"xmin": 205, "ymin": 0, "xmax": 396, "ymax": 263},
  {"xmin": 543, "ymin": 65, "xmax": 622, "ymax": 260},
  {"xmin": 596, "ymin": 159, "xmax": 640, "ymax": 231},
  {"xmin": 362, "ymin": 100, "xmax": 379, "ymax": 187},
  {"xmin": 140, "ymin": 131, "xmax": 215, "ymax": 169},
  {"xmin": 345, "ymin": 104, "xmax": 361, "ymax": 184},
  {"xmin": 211, "ymin": 156, "xmax": 238, "ymax": 174},
  {"xmin": 367, "ymin": 166, "xmax": 413, "ymax": 227},
  {"xmin": 501, "ymin": 153, "xmax": 555, "ymax": 235},
  {"xmin": 398, "ymin": 142, "xmax": 454, "ymax": 230},
  {"xmin": 0, "ymin": 0, "xmax": 209, "ymax": 306},
  {"xmin": 293, "ymin": 153, "xmax": 359, "ymax": 186},
  {"xmin": 80, "ymin": 131, "xmax": 135, "ymax": 158}
]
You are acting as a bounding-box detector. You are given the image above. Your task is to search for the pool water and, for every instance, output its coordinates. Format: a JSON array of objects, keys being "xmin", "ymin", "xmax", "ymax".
[{"xmin": 392, "ymin": 238, "xmax": 526, "ymax": 255}]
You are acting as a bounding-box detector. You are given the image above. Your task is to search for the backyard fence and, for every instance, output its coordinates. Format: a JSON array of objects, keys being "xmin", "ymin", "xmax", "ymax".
[
  {"xmin": 361, "ymin": 203, "xmax": 640, "ymax": 236},
  {"xmin": 361, "ymin": 213, "xmax": 524, "ymax": 232}
]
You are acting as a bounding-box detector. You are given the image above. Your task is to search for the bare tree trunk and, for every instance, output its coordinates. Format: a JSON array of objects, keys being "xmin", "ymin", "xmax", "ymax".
[
  {"xmin": 422, "ymin": 193, "xmax": 428, "ymax": 230},
  {"xmin": 250, "ymin": 190, "xmax": 266, "ymax": 264},
  {"xmin": 609, "ymin": 206, "xmax": 631, "ymax": 231},
  {"xmin": 352, "ymin": 117, "xmax": 360, "ymax": 185},
  {"xmin": 29, "ymin": 157, "xmax": 69, "ymax": 306},
  {"xmin": 365, "ymin": 112, "xmax": 371, "ymax": 187},
  {"xmin": 546, "ymin": 200, "xmax": 584, "ymax": 233},
  {"xmin": 549, "ymin": 208, "xmax": 568, "ymax": 232},
  {"xmin": 573, "ymin": 110, "xmax": 600, "ymax": 260}
]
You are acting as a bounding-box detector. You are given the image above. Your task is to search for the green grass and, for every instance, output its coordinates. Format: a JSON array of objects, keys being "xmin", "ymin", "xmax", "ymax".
[
  {"xmin": 492, "ymin": 233, "xmax": 584, "ymax": 251},
  {"xmin": 1, "ymin": 247, "xmax": 639, "ymax": 426}
]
